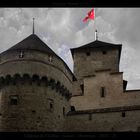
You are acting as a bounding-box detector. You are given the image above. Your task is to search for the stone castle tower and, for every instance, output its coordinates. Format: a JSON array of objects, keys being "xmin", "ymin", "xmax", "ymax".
[
  {"xmin": 0, "ymin": 34, "xmax": 75, "ymax": 131},
  {"xmin": 0, "ymin": 33, "xmax": 140, "ymax": 132}
]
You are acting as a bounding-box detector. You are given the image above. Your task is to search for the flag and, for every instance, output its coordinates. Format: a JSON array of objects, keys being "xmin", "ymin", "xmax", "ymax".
[{"xmin": 83, "ymin": 8, "xmax": 95, "ymax": 22}]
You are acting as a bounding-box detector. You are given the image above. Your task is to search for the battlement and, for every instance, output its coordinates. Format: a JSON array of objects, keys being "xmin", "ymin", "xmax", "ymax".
[{"xmin": 0, "ymin": 73, "xmax": 72, "ymax": 100}]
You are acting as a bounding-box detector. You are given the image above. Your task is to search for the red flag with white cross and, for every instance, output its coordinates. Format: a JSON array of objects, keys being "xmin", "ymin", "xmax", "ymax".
[{"xmin": 83, "ymin": 8, "xmax": 95, "ymax": 22}]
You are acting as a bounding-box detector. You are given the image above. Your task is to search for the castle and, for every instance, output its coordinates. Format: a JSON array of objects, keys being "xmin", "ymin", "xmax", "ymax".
[{"xmin": 0, "ymin": 32, "xmax": 140, "ymax": 132}]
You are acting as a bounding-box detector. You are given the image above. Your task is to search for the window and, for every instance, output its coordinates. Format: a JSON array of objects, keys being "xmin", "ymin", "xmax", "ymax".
[
  {"xmin": 50, "ymin": 103, "xmax": 53, "ymax": 109},
  {"xmin": 122, "ymin": 112, "xmax": 126, "ymax": 117},
  {"xmin": 86, "ymin": 52, "xmax": 90, "ymax": 56},
  {"xmin": 32, "ymin": 110, "xmax": 36, "ymax": 113},
  {"xmin": 101, "ymin": 87, "xmax": 105, "ymax": 97},
  {"xmin": 80, "ymin": 84, "xmax": 84, "ymax": 95},
  {"xmin": 48, "ymin": 55, "xmax": 53, "ymax": 62},
  {"xmin": 19, "ymin": 51, "xmax": 24, "ymax": 58},
  {"xmin": 89, "ymin": 114, "xmax": 92, "ymax": 120},
  {"xmin": 47, "ymin": 98, "xmax": 54, "ymax": 112},
  {"xmin": 102, "ymin": 51, "xmax": 107, "ymax": 55},
  {"xmin": 63, "ymin": 107, "xmax": 65, "ymax": 116},
  {"xmin": 10, "ymin": 95, "xmax": 18, "ymax": 105},
  {"xmin": 71, "ymin": 106, "xmax": 75, "ymax": 111}
]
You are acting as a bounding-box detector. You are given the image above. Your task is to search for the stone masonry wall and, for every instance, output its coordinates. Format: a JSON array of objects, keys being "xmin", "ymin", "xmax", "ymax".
[
  {"xmin": 64, "ymin": 110, "xmax": 140, "ymax": 132},
  {"xmin": 71, "ymin": 70, "xmax": 140, "ymax": 110},
  {"xmin": 0, "ymin": 80, "xmax": 70, "ymax": 131},
  {"xmin": 0, "ymin": 50, "xmax": 73, "ymax": 93},
  {"xmin": 73, "ymin": 48, "xmax": 119, "ymax": 80}
]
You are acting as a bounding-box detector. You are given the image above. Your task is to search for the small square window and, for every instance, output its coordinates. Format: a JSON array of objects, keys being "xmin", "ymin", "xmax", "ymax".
[
  {"xmin": 102, "ymin": 51, "xmax": 107, "ymax": 55},
  {"xmin": 122, "ymin": 112, "xmax": 126, "ymax": 117},
  {"xmin": 86, "ymin": 52, "xmax": 90, "ymax": 56},
  {"xmin": 71, "ymin": 106, "xmax": 75, "ymax": 111},
  {"xmin": 32, "ymin": 110, "xmax": 36, "ymax": 113},
  {"xmin": 10, "ymin": 95, "xmax": 18, "ymax": 105}
]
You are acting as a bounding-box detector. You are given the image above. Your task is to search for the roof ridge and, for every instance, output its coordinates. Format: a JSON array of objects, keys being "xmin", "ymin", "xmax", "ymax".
[{"xmin": 73, "ymin": 40, "xmax": 122, "ymax": 50}]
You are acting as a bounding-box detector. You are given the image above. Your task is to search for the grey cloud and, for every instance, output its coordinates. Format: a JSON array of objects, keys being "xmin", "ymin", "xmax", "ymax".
[{"xmin": 0, "ymin": 8, "xmax": 140, "ymax": 90}]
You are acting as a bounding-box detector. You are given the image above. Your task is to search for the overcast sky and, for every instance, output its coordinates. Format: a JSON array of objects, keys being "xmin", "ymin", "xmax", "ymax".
[{"xmin": 0, "ymin": 8, "xmax": 140, "ymax": 90}]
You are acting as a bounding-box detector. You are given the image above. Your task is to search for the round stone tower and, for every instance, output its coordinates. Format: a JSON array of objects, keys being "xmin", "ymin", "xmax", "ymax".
[{"xmin": 0, "ymin": 34, "xmax": 74, "ymax": 131}]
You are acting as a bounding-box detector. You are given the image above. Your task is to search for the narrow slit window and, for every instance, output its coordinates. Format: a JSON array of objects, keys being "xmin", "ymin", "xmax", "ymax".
[
  {"xmin": 48, "ymin": 55, "xmax": 53, "ymax": 62},
  {"xmin": 101, "ymin": 87, "xmax": 105, "ymax": 97},
  {"xmin": 47, "ymin": 98, "xmax": 54, "ymax": 112},
  {"xmin": 63, "ymin": 107, "xmax": 65, "ymax": 116},
  {"xmin": 80, "ymin": 84, "xmax": 84, "ymax": 95},
  {"xmin": 19, "ymin": 51, "xmax": 24, "ymax": 58},
  {"xmin": 50, "ymin": 103, "xmax": 53, "ymax": 109}
]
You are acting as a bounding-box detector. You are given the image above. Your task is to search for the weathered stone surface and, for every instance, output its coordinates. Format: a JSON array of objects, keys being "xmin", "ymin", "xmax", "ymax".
[{"xmin": 0, "ymin": 34, "xmax": 140, "ymax": 132}]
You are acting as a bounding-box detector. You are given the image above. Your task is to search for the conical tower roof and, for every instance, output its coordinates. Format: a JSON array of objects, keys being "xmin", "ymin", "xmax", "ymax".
[
  {"xmin": 5, "ymin": 34, "xmax": 56, "ymax": 55},
  {"xmin": 1, "ymin": 33, "xmax": 76, "ymax": 80}
]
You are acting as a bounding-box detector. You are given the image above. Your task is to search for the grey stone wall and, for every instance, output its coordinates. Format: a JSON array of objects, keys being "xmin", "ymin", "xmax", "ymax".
[
  {"xmin": 71, "ymin": 70, "xmax": 140, "ymax": 110},
  {"xmin": 0, "ymin": 78, "xmax": 70, "ymax": 131},
  {"xmin": 73, "ymin": 49, "xmax": 120, "ymax": 80},
  {"xmin": 0, "ymin": 50, "xmax": 73, "ymax": 93},
  {"xmin": 64, "ymin": 110, "xmax": 140, "ymax": 132},
  {"xmin": 0, "ymin": 49, "xmax": 73, "ymax": 131}
]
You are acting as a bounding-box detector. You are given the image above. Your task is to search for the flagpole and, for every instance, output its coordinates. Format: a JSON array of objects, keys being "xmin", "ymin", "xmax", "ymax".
[
  {"xmin": 94, "ymin": 8, "xmax": 98, "ymax": 41},
  {"xmin": 94, "ymin": 8, "xmax": 96, "ymax": 40}
]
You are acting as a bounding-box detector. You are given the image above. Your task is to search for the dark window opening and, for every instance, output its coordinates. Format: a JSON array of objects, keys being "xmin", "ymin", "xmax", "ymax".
[
  {"xmin": 63, "ymin": 107, "xmax": 65, "ymax": 116},
  {"xmin": 10, "ymin": 95, "xmax": 18, "ymax": 105},
  {"xmin": 86, "ymin": 52, "xmax": 90, "ymax": 56},
  {"xmin": 47, "ymin": 98, "xmax": 54, "ymax": 112},
  {"xmin": 50, "ymin": 103, "xmax": 53, "ymax": 109},
  {"xmin": 19, "ymin": 51, "xmax": 24, "ymax": 58},
  {"xmin": 101, "ymin": 87, "xmax": 105, "ymax": 97},
  {"xmin": 122, "ymin": 112, "xmax": 126, "ymax": 117},
  {"xmin": 80, "ymin": 84, "xmax": 84, "ymax": 95},
  {"xmin": 102, "ymin": 51, "xmax": 107, "ymax": 55},
  {"xmin": 32, "ymin": 110, "xmax": 36, "ymax": 113},
  {"xmin": 71, "ymin": 106, "xmax": 75, "ymax": 111},
  {"xmin": 89, "ymin": 114, "xmax": 92, "ymax": 120}
]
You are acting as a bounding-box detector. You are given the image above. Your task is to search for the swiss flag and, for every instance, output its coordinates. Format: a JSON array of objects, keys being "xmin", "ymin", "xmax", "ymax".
[{"xmin": 83, "ymin": 8, "xmax": 95, "ymax": 22}]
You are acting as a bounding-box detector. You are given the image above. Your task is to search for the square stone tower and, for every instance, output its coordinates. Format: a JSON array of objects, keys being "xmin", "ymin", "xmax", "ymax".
[
  {"xmin": 71, "ymin": 40, "xmax": 122, "ymax": 80},
  {"xmin": 70, "ymin": 40, "xmax": 123, "ymax": 110}
]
